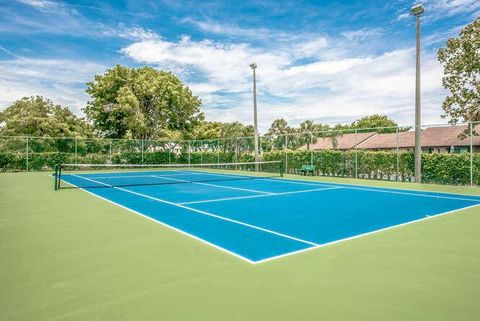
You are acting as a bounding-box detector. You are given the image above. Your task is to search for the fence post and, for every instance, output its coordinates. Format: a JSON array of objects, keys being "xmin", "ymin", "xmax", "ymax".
[
  {"xmin": 470, "ymin": 122, "xmax": 473, "ymax": 186},
  {"xmin": 26, "ymin": 136, "xmax": 29, "ymax": 171},
  {"xmin": 396, "ymin": 127, "xmax": 400, "ymax": 181},
  {"xmin": 235, "ymin": 138, "xmax": 238, "ymax": 168},
  {"xmin": 74, "ymin": 138, "xmax": 78, "ymax": 164},
  {"xmin": 354, "ymin": 130, "xmax": 358, "ymax": 179},
  {"xmin": 141, "ymin": 139, "xmax": 144, "ymax": 164},
  {"xmin": 109, "ymin": 140, "xmax": 112, "ymax": 163},
  {"xmin": 285, "ymin": 135, "xmax": 288, "ymax": 174},
  {"xmin": 310, "ymin": 133, "xmax": 313, "ymax": 165}
]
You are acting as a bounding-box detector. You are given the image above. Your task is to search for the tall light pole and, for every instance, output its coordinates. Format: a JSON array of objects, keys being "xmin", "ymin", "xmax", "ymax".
[
  {"xmin": 411, "ymin": 3, "xmax": 424, "ymax": 183},
  {"xmin": 250, "ymin": 62, "xmax": 260, "ymax": 169}
]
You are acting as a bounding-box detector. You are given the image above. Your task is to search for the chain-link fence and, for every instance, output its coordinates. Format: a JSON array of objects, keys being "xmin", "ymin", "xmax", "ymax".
[{"xmin": 1, "ymin": 121, "xmax": 479, "ymax": 186}]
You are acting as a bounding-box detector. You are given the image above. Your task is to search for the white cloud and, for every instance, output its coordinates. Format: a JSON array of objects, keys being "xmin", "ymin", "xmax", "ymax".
[
  {"xmin": 15, "ymin": 0, "xmax": 57, "ymax": 9},
  {"xmin": 427, "ymin": 0, "xmax": 480, "ymax": 14},
  {"xmin": 181, "ymin": 17, "xmax": 300, "ymax": 42},
  {"xmin": 0, "ymin": 58, "xmax": 106, "ymax": 114},
  {"xmin": 121, "ymin": 33, "xmax": 446, "ymax": 131},
  {"xmin": 396, "ymin": 13, "xmax": 410, "ymax": 21},
  {"xmin": 100, "ymin": 25, "xmax": 160, "ymax": 41},
  {"xmin": 293, "ymin": 38, "xmax": 329, "ymax": 58},
  {"xmin": 341, "ymin": 28, "xmax": 384, "ymax": 41}
]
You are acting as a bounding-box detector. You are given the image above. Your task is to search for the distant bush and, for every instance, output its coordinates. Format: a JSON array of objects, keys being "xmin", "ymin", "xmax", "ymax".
[{"xmin": 0, "ymin": 149, "xmax": 478, "ymax": 186}]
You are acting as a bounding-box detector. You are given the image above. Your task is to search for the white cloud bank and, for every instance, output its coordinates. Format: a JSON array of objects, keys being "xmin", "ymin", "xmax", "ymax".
[
  {"xmin": 121, "ymin": 34, "xmax": 446, "ymax": 131},
  {"xmin": 0, "ymin": 58, "xmax": 106, "ymax": 114}
]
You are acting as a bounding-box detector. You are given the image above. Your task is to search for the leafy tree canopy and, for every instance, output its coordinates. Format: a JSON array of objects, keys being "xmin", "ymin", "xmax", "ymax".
[
  {"xmin": 84, "ymin": 65, "xmax": 203, "ymax": 139},
  {"xmin": 438, "ymin": 17, "xmax": 480, "ymax": 123},
  {"xmin": 350, "ymin": 114, "xmax": 398, "ymax": 133},
  {"xmin": 187, "ymin": 121, "xmax": 253, "ymax": 141},
  {"xmin": 267, "ymin": 119, "xmax": 291, "ymax": 136},
  {"xmin": 0, "ymin": 96, "xmax": 92, "ymax": 137}
]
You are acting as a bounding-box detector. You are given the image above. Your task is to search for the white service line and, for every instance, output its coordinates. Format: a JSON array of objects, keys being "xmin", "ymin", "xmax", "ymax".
[
  {"xmin": 150, "ymin": 175, "xmax": 274, "ymax": 195},
  {"xmin": 180, "ymin": 186, "xmax": 343, "ymax": 205},
  {"xmin": 253, "ymin": 202, "xmax": 480, "ymax": 264},
  {"xmin": 70, "ymin": 174, "xmax": 318, "ymax": 247},
  {"xmin": 263, "ymin": 178, "xmax": 480, "ymax": 203},
  {"xmin": 82, "ymin": 172, "xmax": 222, "ymax": 180},
  {"xmin": 85, "ymin": 174, "xmax": 160, "ymax": 179}
]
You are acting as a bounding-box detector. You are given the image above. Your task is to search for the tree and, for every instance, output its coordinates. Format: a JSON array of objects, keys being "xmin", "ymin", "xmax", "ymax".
[
  {"xmin": 350, "ymin": 114, "xmax": 398, "ymax": 133},
  {"xmin": 188, "ymin": 121, "xmax": 223, "ymax": 140},
  {"xmin": 84, "ymin": 65, "xmax": 203, "ymax": 139},
  {"xmin": 219, "ymin": 122, "xmax": 254, "ymax": 153},
  {"xmin": 298, "ymin": 120, "xmax": 315, "ymax": 150},
  {"xmin": 438, "ymin": 17, "xmax": 480, "ymax": 124},
  {"xmin": 0, "ymin": 96, "xmax": 92, "ymax": 137},
  {"xmin": 266, "ymin": 119, "xmax": 292, "ymax": 149}
]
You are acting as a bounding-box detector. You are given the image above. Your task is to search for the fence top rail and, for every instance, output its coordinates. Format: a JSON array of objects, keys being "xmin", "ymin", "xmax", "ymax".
[
  {"xmin": 59, "ymin": 160, "xmax": 282, "ymax": 168},
  {"xmin": 1, "ymin": 121, "xmax": 478, "ymax": 143}
]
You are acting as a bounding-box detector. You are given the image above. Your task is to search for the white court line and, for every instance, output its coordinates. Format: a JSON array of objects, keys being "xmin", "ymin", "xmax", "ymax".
[
  {"xmin": 62, "ymin": 174, "xmax": 480, "ymax": 265},
  {"xmin": 253, "ymin": 203, "xmax": 480, "ymax": 264},
  {"xmin": 84, "ymin": 174, "xmax": 161, "ymax": 179},
  {"xmin": 180, "ymin": 186, "xmax": 343, "ymax": 205},
  {"xmin": 62, "ymin": 179, "xmax": 257, "ymax": 264},
  {"xmin": 70, "ymin": 174, "xmax": 317, "ymax": 247},
  {"xmin": 262, "ymin": 178, "xmax": 480, "ymax": 203},
  {"xmin": 83, "ymin": 172, "xmax": 218, "ymax": 180},
  {"xmin": 150, "ymin": 175, "xmax": 274, "ymax": 195}
]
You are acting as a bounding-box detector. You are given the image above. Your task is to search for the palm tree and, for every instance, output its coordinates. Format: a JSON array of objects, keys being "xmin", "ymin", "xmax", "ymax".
[{"xmin": 299, "ymin": 120, "xmax": 315, "ymax": 150}]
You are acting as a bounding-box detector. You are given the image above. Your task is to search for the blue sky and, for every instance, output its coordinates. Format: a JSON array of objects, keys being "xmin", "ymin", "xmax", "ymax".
[{"xmin": 0, "ymin": 0, "xmax": 479, "ymax": 131}]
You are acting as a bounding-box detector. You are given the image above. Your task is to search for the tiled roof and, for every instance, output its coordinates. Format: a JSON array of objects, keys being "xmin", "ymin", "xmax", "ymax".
[
  {"xmin": 300, "ymin": 132, "xmax": 376, "ymax": 150},
  {"xmin": 300, "ymin": 124, "xmax": 480, "ymax": 150},
  {"xmin": 356, "ymin": 124, "xmax": 480, "ymax": 149}
]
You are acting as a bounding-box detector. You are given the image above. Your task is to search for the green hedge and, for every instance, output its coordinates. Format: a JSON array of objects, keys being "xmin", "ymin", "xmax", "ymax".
[
  {"xmin": 0, "ymin": 150, "xmax": 478, "ymax": 186},
  {"xmin": 262, "ymin": 150, "xmax": 479, "ymax": 185}
]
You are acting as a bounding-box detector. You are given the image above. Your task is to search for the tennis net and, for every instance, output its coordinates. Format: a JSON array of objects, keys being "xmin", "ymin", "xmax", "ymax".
[{"xmin": 54, "ymin": 161, "xmax": 284, "ymax": 190}]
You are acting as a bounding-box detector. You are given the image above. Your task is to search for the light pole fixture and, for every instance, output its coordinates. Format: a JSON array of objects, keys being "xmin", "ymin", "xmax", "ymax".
[
  {"xmin": 250, "ymin": 62, "xmax": 260, "ymax": 169},
  {"xmin": 411, "ymin": 3, "xmax": 424, "ymax": 183}
]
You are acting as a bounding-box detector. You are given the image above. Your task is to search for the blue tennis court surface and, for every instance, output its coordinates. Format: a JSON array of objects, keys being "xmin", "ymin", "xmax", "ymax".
[{"xmin": 60, "ymin": 171, "xmax": 480, "ymax": 263}]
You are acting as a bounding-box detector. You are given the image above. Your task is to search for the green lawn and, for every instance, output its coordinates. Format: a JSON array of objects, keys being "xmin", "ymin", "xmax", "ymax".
[{"xmin": 1, "ymin": 172, "xmax": 480, "ymax": 321}]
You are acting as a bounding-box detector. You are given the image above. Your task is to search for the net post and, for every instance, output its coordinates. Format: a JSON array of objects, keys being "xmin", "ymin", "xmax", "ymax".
[
  {"xmin": 141, "ymin": 139, "xmax": 144, "ymax": 164},
  {"xmin": 280, "ymin": 160, "xmax": 284, "ymax": 178},
  {"xmin": 54, "ymin": 164, "xmax": 62, "ymax": 190},
  {"xmin": 26, "ymin": 136, "xmax": 29, "ymax": 171},
  {"xmin": 188, "ymin": 141, "xmax": 191, "ymax": 165},
  {"xmin": 54, "ymin": 164, "xmax": 58, "ymax": 190},
  {"xmin": 470, "ymin": 121, "xmax": 473, "ymax": 186}
]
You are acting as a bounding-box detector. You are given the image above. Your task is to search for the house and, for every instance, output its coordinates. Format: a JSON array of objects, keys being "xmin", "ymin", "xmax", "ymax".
[
  {"xmin": 299, "ymin": 132, "xmax": 376, "ymax": 151},
  {"xmin": 301, "ymin": 124, "xmax": 480, "ymax": 153}
]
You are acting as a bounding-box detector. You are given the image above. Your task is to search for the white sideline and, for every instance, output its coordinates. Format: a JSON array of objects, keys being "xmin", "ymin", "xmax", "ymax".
[
  {"xmin": 262, "ymin": 178, "xmax": 480, "ymax": 202},
  {"xmin": 180, "ymin": 186, "xmax": 343, "ymax": 205},
  {"xmin": 150, "ymin": 175, "xmax": 274, "ymax": 195},
  {"xmin": 60, "ymin": 173, "xmax": 480, "ymax": 265},
  {"xmin": 83, "ymin": 172, "xmax": 217, "ymax": 179},
  {"xmin": 70, "ymin": 174, "xmax": 318, "ymax": 247},
  {"xmin": 253, "ymin": 203, "xmax": 480, "ymax": 264}
]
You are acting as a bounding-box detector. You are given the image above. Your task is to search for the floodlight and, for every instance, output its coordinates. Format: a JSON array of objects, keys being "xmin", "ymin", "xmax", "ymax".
[
  {"xmin": 249, "ymin": 63, "xmax": 257, "ymax": 69},
  {"xmin": 411, "ymin": 3, "xmax": 424, "ymax": 16}
]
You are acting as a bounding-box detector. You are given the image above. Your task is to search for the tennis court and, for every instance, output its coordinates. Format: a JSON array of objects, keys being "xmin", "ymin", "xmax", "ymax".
[{"xmin": 55, "ymin": 162, "xmax": 480, "ymax": 263}]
